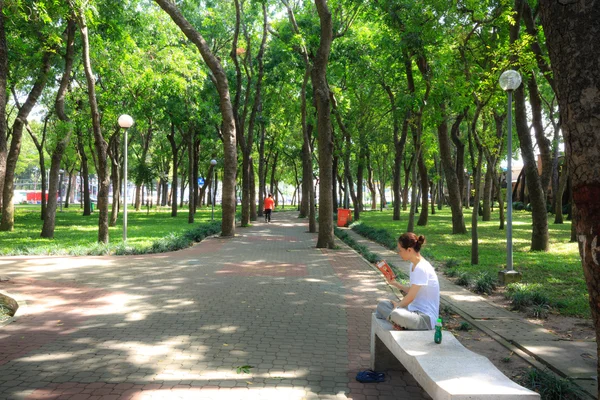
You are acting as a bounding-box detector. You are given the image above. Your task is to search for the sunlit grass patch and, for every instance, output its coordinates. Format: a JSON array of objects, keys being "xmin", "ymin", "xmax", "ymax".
[
  {"xmin": 357, "ymin": 207, "xmax": 588, "ymax": 317},
  {"xmin": 0, "ymin": 204, "xmax": 222, "ymax": 256}
]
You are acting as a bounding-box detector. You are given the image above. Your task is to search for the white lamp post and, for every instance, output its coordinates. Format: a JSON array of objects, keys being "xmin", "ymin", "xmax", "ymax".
[
  {"xmin": 118, "ymin": 114, "xmax": 134, "ymax": 242},
  {"xmin": 210, "ymin": 159, "xmax": 217, "ymax": 221},
  {"xmin": 499, "ymin": 70, "xmax": 522, "ymax": 282}
]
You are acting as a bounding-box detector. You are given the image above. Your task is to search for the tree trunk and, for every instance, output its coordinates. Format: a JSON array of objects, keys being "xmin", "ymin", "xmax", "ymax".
[
  {"xmin": 134, "ymin": 185, "xmax": 142, "ymax": 211},
  {"xmin": 402, "ymin": 157, "xmax": 411, "ymax": 211},
  {"xmin": 417, "ymin": 151, "xmax": 429, "ymax": 226},
  {"xmin": 366, "ymin": 152, "xmax": 377, "ymax": 210},
  {"xmin": 134, "ymin": 120, "xmax": 153, "ymax": 212},
  {"xmin": 1, "ymin": 51, "xmax": 53, "ymax": 231},
  {"xmin": 108, "ymin": 134, "xmax": 120, "ymax": 227},
  {"xmin": 451, "ymin": 113, "xmax": 466, "ymax": 201},
  {"xmin": 281, "ymin": 0, "xmax": 313, "ymax": 222},
  {"xmin": 496, "ymin": 172, "xmax": 505, "ymax": 230},
  {"xmin": 332, "ymin": 91, "xmax": 359, "ymax": 220},
  {"xmin": 313, "ymin": 0, "xmax": 334, "ymax": 249},
  {"xmin": 527, "ymin": 73, "xmax": 553, "ymax": 197},
  {"xmin": 430, "ymin": 182, "xmax": 435, "ymax": 215},
  {"xmin": 332, "ymin": 154, "xmax": 339, "ymax": 210},
  {"xmin": 471, "ymin": 147, "xmax": 483, "ymax": 265},
  {"xmin": 167, "ymin": 123, "xmax": 178, "ymax": 217},
  {"xmin": 514, "ymin": 169, "xmax": 524, "ymax": 203},
  {"xmin": 482, "ymin": 166, "xmax": 493, "ymax": 221},
  {"xmin": 394, "ymin": 117, "xmax": 409, "ymax": 219},
  {"xmin": 407, "ymin": 152, "xmax": 419, "ymax": 233},
  {"xmin": 240, "ymin": 3, "xmax": 266, "ymax": 227},
  {"xmin": 77, "ymin": 132, "xmax": 92, "ymax": 216},
  {"xmin": 65, "ymin": 170, "xmax": 73, "ymax": 208},
  {"xmin": 0, "ymin": 2, "xmax": 8, "ymax": 211},
  {"xmin": 193, "ymin": 138, "xmax": 200, "ymax": 212},
  {"xmin": 554, "ymin": 157, "xmax": 569, "ymax": 224},
  {"xmin": 514, "ymin": 82, "xmax": 549, "ymax": 251},
  {"xmin": 162, "ymin": 179, "xmax": 168, "ymax": 207},
  {"xmin": 540, "ymin": 3, "xmax": 600, "ymax": 395},
  {"xmin": 250, "ymin": 156, "xmax": 257, "ymax": 221},
  {"xmin": 187, "ymin": 129, "xmax": 194, "ymax": 223},
  {"xmin": 379, "ymin": 179, "xmax": 387, "ymax": 210},
  {"xmin": 156, "ymin": 178, "xmax": 161, "ymax": 206},
  {"xmin": 155, "ymin": 0, "xmax": 237, "ymax": 236},
  {"xmin": 26, "ymin": 117, "xmax": 49, "ymax": 220},
  {"xmin": 74, "ymin": 7, "xmax": 111, "ymax": 243},
  {"xmin": 437, "ymin": 105, "xmax": 467, "ymax": 234},
  {"xmin": 179, "ymin": 177, "xmax": 185, "ymax": 209},
  {"xmin": 343, "ymin": 130, "xmax": 358, "ymax": 216}
]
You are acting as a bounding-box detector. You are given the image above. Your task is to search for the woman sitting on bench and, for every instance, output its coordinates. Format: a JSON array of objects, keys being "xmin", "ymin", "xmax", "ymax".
[{"xmin": 375, "ymin": 232, "xmax": 439, "ymax": 330}]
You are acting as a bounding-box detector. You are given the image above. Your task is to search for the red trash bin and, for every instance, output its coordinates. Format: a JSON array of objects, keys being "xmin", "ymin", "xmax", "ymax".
[{"xmin": 337, "ymin": 208, "xmax": 352, "ymax": 227}]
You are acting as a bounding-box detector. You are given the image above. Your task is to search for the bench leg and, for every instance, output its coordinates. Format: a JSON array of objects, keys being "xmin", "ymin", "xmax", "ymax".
[{"xmin": 371, "ymin": 332, "xmax": 405, "ymax": 372}]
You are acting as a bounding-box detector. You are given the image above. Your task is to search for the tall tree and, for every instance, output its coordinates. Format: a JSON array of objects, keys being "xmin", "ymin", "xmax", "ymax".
[
  {"xmin": 539, "ymin": 2, "xmax": 600, "ymax": 395},
  {"xmin": 0, "ymin": 48, "xmax": 54, "ymax": 231},
  {"xmin": 71, "ymin": 1, "xmax": 112, "ymax": 243},
  {"xmin": 0, "ymin": 0, "xmax": 7, "ymax": 211},
  {"xmin": 41, "ymin": 16, "xmax": 77, "ymax": 239},
  {"xmin": 438, "ymin": 105, "xmax": 468, "ymax": 234},
  {"xmin": 154, "ymin": 0, "xmax": 237, "ymax": 236},
  {"xmin": 313, "ymin": 0, "xmax": 335, "ymax": 249},
  {"xmin": 240, "ymin": 2, "xmax": 267, "ymax": 227},
  {"xmin": 509, "ymin": 0, "xmax": 548, "ymax": 251},
  {"xmin": 279, "ymin": 0, "xmax": 317, "ymax": 231}
]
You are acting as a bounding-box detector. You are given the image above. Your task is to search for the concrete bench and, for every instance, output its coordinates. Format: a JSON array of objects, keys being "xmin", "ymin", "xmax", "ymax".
[{"xmin": 370, "ymin": 313, "xmax": 540, "ymax": 399}]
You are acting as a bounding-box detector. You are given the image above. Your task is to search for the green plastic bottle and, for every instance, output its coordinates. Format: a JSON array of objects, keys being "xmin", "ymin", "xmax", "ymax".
[{"xmin": 434, "ymin": 318, "xmax": 443, "ymax": 344}]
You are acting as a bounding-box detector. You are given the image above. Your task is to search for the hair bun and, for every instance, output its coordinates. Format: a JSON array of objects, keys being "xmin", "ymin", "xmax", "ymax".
[{"xmin": 417, "ymin": 235, "xmax": 426, "ymax": 244}]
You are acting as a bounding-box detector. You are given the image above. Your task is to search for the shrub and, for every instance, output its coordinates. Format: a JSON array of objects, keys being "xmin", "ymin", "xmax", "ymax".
[
  {"xmin": 350, "ymin": 222, "xmax": 397, "ymax": 250},
  {"xmin": 505, "ymin": 283, "xmax": 551, "ymax": 311},
  {"xmin": 445, "ymin": 258, "xmax": 460, "ymax": 269},
  {"xmin": 445, "ymin": 267, "xmax": 459, "ymax": 278},
  {"xmin": 473, "ymin": 272, "xmax": 497, "ymax": 295},
  {"xmin": 456, "ymin": 271, "xmax": 471, "ymax": 287},
  {"xmin": 334, "ymin": 227, "xmax": 382, "ymax": 264},
  {"xmin": 521, "ymin": 368, "xmax": 585, "ymax": 400},
  {"xmin": 530, "ymin": 291, "xmax": 551, "ymax": 307},
  {"xmin": 458, "ymin": 322, "xmax": 472, "ymax": 331},
  {"xmin": 530, "ymin": 304, "xmax": 551, "ymax": 319},
  {"xmin": 510, "ymin": 291, "xmax": 533, "ymax": 311},
  {"xmin": 513, "ymin": 201, "xmax": 525, "ymax": 210}
]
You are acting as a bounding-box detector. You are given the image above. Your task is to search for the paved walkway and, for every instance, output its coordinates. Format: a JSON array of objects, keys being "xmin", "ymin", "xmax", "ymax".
[
  {"xmin": 0, "ymin": 212, "xmax": 428, "ymax": 400},
  {"xmin": 342, "ymin": 226, "xmax": 598, "ymax": 399},
  {"xmin": 0, "ymin": 211, "xmax": 596, "ymax": 399}
]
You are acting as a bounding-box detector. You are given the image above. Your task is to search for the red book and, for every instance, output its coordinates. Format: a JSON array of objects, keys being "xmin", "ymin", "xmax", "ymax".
[{"xmin": 376, "ymin": 260, "xmax": 395, "ymax": 281}]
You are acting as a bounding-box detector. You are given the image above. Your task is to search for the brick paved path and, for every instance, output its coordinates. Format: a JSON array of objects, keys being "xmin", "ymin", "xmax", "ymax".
[{"xmin": 0, "ymin": 212, "xmax": 429, "ymax": 400}]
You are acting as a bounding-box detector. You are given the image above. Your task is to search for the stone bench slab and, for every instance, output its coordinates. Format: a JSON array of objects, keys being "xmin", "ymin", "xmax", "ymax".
[{"xmin": 371, "ymin": 313, "xmax": 540, "ymax": 400}]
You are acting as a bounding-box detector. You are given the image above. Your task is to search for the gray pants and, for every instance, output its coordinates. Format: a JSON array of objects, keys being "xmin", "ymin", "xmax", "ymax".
[{"xmin": 375, "ymin": 300, "xmax": 432, "ymax": 330}]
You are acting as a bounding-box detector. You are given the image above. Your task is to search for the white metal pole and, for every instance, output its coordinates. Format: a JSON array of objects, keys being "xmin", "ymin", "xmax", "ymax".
[
  {"xmin": 124, "ymin": 128, "xmax": 128, "ymax": 242},
  {"xmin": 506, "ymin": 91, "xmax": 513, "ymax": 272}
]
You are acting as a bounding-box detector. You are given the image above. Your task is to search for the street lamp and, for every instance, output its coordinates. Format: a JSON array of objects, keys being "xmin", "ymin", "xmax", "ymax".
[
  {"xmin": 498, "ymin": 70, "xmax": 522, "ymax": 284},
  {"xmin": 118, "ymin": 114, "xmax": 134, "ymax": 242},
  {"xmin": 210, "ymin": 159, "xmax": 217, "ymax": 221}
]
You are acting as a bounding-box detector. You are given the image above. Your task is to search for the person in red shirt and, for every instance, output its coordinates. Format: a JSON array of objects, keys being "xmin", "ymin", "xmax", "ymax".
[{"xmin": 263, "ymin": 193, "xmax": 275, "ymax": 222}]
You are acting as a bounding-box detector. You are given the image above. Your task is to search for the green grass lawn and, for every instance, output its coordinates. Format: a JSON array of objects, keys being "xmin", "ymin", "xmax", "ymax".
[
  {"xmin": 355, "ymin": 207, "xmax": 588, "ymax": 318},
  {"xmin": 0, "ymin": 204, "xmax": 223, "ymax": 256}
]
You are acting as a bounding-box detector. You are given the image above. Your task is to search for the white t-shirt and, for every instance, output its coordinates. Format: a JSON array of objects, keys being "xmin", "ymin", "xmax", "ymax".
[{"xmin": 407, "ymin": 258, "xmax": 440, "ymax": 328}]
